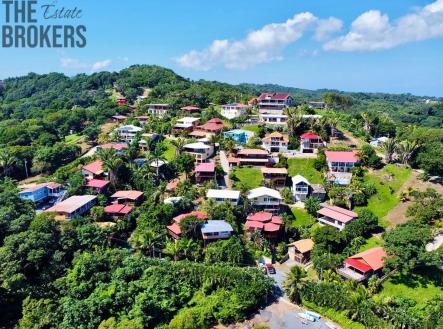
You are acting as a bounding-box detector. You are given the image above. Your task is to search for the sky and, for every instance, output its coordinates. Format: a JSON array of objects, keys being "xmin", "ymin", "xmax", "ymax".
[{"xmin": 1, "ymin": 0, "xmax": 443, "ymax": 96}]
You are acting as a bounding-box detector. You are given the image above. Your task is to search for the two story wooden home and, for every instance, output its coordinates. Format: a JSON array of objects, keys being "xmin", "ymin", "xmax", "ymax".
[
  {"xmin": 300, "ymin": 132, "xmax": 325, "ymax": 153},
  {"xmin": 262, "ymin": 132, "xmax": 289, "ymax": 153},
  {"xmin": 261, "ymin": 167, "xmax": 288, "ymax": 189},
  {"xmin": 317, "ymin": 204, "xmax": 358, "ymax": 231}
]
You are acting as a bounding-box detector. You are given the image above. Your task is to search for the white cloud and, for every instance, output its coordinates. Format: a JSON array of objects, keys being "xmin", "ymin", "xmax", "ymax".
[
  {"xmin": 60, "ymin": 56, "xmax": 112, "ymax": 72},
  {"xmin": 324, "ymin": 0, "xmax": 443, "ymax": 51},
  {"xmin": 175, "ymin": 12, "xmax": 318, "ymax": 70},
  {"xmin": 315, "ymin": 17, "xmax": 343, "ymax": 41}
]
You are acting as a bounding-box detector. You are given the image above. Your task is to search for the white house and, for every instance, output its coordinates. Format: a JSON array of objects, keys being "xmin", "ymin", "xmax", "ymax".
[
  {"xmin": 172, "ymin": 117, "xmax": 200, "ymax": 134},
  {"xmin": 207, "ymin": 189, "xmax": 241, "ymax": 205},
  {"xmin": 183, "ymin": 141, "xmax": 214, "ymax": 162},
  {"xmin": 259, "ymin": 113, "xmax": 288, "ymax": 126},
  {"xmin": 221, "ymin": 103, "xmax": 248, "ymax": 119},
  {"xmin": 317, "ymin": 204, "xmax": 358, "ymax": 231},
  {"xmin": 147, "ymin": 104, "xmax": 170, "ymax": 117},
  {"xmin": 200, "ymin": 220, "xmax": 233, "ymax": 241},
  {"xmin": 248, "ymin": 187, "xmax": 282, "ymax": 210},
  {"xmin": 262, "ymin": 132, "xmax": 289, "ymax": 153},
  {"xmin": 292, "ymin": 175, "xmax": 310, "ymax": 201},
  {"xmin": 115, "ymin": 125, "xmax": 143, "ymax": 143}
]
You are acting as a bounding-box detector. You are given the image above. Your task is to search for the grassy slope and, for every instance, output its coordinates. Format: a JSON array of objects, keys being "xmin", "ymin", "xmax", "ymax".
[
  {"xmin": 291, "ymin": 208, "xmax": 314, "ymax": 227},
  {"xmin": 287, "ymin": 158, "xmax": 323, "ymax": 184},
  {"xmin": 355, "ymin": 165, "xmax": 412, "ymax": 224},
  {"xmin": 163, "ymin": 140, "xmax": 176, "ymax": 161},
  {"xmin": 231, "ymin": 167, "xmax": 262, "ymax": 189},
  {"xmin": 358, "ymin": 236, "xmax": 383, "ymax": 252},
  {"xmin": 242, "ymin": 125, "xmax": 261, "ymax": 134},
  {"xmin": 377, "ymin": 267, "xmax": 443, "ymax": 307}
]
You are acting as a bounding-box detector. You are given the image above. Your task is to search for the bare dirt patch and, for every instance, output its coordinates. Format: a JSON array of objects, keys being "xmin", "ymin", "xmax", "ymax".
[{"xmin": 384, "ymin": 170, "xmax": 443, "ymax": 228}]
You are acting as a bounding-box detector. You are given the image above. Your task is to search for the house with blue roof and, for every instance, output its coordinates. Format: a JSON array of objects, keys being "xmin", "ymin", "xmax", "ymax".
[{"xmin": 200, "ymin": 220, "xmax": 233, "ymax": 241}]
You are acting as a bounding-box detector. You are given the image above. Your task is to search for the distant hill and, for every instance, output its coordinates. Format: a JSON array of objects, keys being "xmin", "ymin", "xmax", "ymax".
[{"xmin": 0, "ymin": 65, "xmax": 442, "ymax": 127}]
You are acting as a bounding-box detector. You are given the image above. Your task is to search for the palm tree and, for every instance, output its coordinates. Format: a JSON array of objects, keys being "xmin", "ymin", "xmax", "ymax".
[
  {"xmin": 282, "ymin": 266, "xmax": 307, "ymax": 304},
  {"xmin": 285, "ymin": 107, "xmax": 303, "ymax": 135},
  {"xmin": 397, "ymin": 140, "xmax": 419, "ymax": 166},
  {"xmin": 129, "ymin": 229, "xmax": 162, "ymax": 257},
  {"xmin": 360, "ymin": 112, "xmax": 373, "ymax": 133},
  {"xmin": 146, "ymin": 145, "xmax": 166, "ymax": 181},
  {"xmin": 162, "ymin": 240, "xmax": 182, "ymax": 261},
  {"xmin": 97, "ymin": 148, "xmax": 124, "ymax": 186},
  {"xmin": 328, "ymin": 116, "xmax": 339, "ymax": 138},
  {"xmin": 170, "ymin": 138, "xmax": 187, "ymax": 156},
  {"xmin": 0, "ymin": 150, "xmax": 17, "ymax": 176},
  {"xmin": 380, "ymin": 138, "xmax": 397, "ymax": 163}
]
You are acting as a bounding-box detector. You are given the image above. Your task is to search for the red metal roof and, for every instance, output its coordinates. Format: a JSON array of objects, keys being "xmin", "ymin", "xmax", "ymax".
[
  {"xmin": 325, "ymin": 150, "xmax": 359, "ymax": 163},
  {"xmin": 181, "ymin": 105, "xmax": 200, "ymax": 111},
  {"xmin": 300, "ymin": 132, "xmax": 321, "ymax": 139},
  {"xmin": 166, "ymin": 180, "xmax": 178, "ymax": 191},
  {"xmin": 345, "ymin": 258, "xmax": 372, "ymax": 273},
  {"xmin": 173, "ymin": 211, "xmax": 208, "ymax": 223},
  {"xmin": 99, "ymin": 143, "xmax": 128, "ymax": 150},
  {"xmin": 167, "ymin": 223, "xmax": 181, "ymax": 235},
  {"xmin": 245, "ymin": 221, "xmax": 264, "ymax": 230},
  {"xmin": 264, "ymin": 223, "xmax": 281, "ymax": 232},
  {"xmin": 247, "ymin": 212, "xmax": 273, "ymax": 222},
  {"xmin": 317, "ymin": 205, "xmax": 358, "ymax": 224},
  {"xmin": 347, "ymin": 247, "xmax": 387, "ymax": 271},
  {"xmin": 257, "ymin": 92, "xmax": 291, "ymax": 101},
  {"xmin": 82, "ymin": 160, "xmax": 104, "ymax": 175},
  {"xmin": 111, "ymin": 190, "xmax": 143, "ymax": 200},
  {"xmin": 84, "ymin": 179, "xmax": 110, "ymax": 189},
  {"xmin": 208, "ymin": 118, "xmax": 223, "ymax": 124},
  {"xmin": 104, "ymin": 204, "xmax": 132, "ymax": 215},
  {"xmin": 195, "ymin": 162, "xmax": 215, "ymax": 173},
  {"xmin": 199, "ymin": 122, "xmax": 224, "ymax": 131}
]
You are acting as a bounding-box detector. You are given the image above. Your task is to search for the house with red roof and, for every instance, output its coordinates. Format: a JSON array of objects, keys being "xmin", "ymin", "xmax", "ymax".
[
  {"xmin": 111, "ymin": 114, "xmax": 127, "ymax": 122},
  {"xmin": 110, "ymin": 190, "xmax": 144, "ymax": 205},
  {"xmin": 228, "ymin": 148, "xmax": 270, "ymax": 167},
  {"xmin": 257, "ymin": 93, "xmax": 294, "ymax": 114},
  {"xmin": 317, "ymin": 204, "xmax": 358, "ymax": 231},
  {"xmin": 135, "ymin": 116, "xmax": 150, "ymax": 126},
  {"xmin": 84, "ymin": 179, "xmax": 110, "ymax": 193},
  {"xmin": 245, "ymin": 212, "xmax": 284, "ymax": 239},
  {"xmin": 117, "ymin": 96, "xmax": 128, "ymax": 105},
  {"xmin": 300, "ymin": 132, "xmax": 325, "ymax": 153},
  {"xmin": 193, "ymin": 118, "xmax": 225, "ymax": 136},
  {"xmin": 181, "ymin": 105, "xmax": 201, "ymax": 113},
  {"xmin": 195, "ymin": 162, "xmax": 216, "ymax": 184},
  {"xmin": 82, "ymin": 160, "xmax": 105, "ymax": 179},
  {"xmin": 104, "ymin": 203, "xmax": 133, "ymax": 219},
  {"xmin": 325, "ymin": 150, "xmax": 360, "ymax": 173},
  {"xmin": 167, "ymin": 211, "xmax": 208, "ymax": 239},
  {"xmin": 338, "ymin": 247, "xmax": 387, "ymax": 282},
  {"xmin": 97, "ymin": 143, "xmax": 128, "ymax": 154}
]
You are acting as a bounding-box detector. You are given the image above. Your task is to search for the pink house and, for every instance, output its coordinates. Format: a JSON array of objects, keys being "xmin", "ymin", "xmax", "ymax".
[
  {"xmin": 195, "ymin": 162, "xmax": 216, "ymax": 184},
  {"xmin": 167, "ymin": 211, "xmax": 208, "ymax": 239},
  {"xmin": 317, "ymin": 204, "xmax": 358, "ymax": 231}
]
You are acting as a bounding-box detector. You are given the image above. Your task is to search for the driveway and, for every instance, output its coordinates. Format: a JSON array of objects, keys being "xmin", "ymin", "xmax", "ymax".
[{"xmin": 219, "ymin": 150, "xmax": 232, "ymax": 188}]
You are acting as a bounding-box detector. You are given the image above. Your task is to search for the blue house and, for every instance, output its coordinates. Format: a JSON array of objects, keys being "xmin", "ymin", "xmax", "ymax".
[
  {"xmin": 19, "ymin": 182, "xmax": 63, "ymax": 203},
  {"xmin": 223, "ymin": 129, "xmax": 255, "ymax": 144}
]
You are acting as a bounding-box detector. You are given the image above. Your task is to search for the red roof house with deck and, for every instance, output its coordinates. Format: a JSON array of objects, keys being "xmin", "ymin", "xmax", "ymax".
[
  {"xmin": 228, "ymin": 148, "xmax": 270, "ymax": 167},
  {"xmin": 110, "ymin": 190, "xmax": 144, "ymax": 205},
  {"xmin": 195, "ymin": 162, "xmax": 216, "ymax": 184},
  {"xmin": 167, "ymin": 211, "xmax": 208, "ymax": 239},
  {"xmin": 338, "ymin": 247, "xmax": 387, "ymax": 282},
  {"xmin": 82, "ymin": 160, "xmax": 104, "ymax": 179},
  {"xmin": 181, "ymin": 105, "xmax": 201, "ymax": 113},
  {"xmin": 104, "ymin": 203, "xmax": 133, "ymax": 219},
  {"xmin": 317, "ymin": 204, "xmax": 358, "ymax": 231},
  {"xmin": 84, "ymin": 179, "xmax": 110, "ymax": 193},
  {"xmin": 300, "ymin": 132, "xmax": 325, "ymax": 153},
  {"xmin": 244, "ymin": 212, "xmax": 284, "ymax": 239}
]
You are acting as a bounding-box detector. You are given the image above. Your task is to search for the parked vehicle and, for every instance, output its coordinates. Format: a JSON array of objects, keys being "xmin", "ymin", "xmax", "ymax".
[{"xmin": 265, "ymin": 263, "xmax": 276, "ymax": 274}]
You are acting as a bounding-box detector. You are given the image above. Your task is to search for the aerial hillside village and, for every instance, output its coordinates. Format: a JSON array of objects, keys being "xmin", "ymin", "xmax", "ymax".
[{"xmin": 0, "ymin": 67, "xmax": 442, "ymax": 328}]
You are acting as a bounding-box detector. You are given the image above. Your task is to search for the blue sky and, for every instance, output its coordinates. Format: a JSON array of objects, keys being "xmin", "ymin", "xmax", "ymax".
[{"xmin": 1, "ymin": 0, "xmax": 443, "ymax": 96}]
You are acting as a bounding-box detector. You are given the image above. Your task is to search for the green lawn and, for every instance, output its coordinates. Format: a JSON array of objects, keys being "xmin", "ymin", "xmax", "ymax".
[
  {"xmin": 287, "ymin": 158, "xmax": 323, "ymax": 184},
  {"xmin": 163, "ymin": 141, "xmax": 176, "ymax": 161},
  {"xmin": 231, "ymin": 167, "xmax": 262, "ymax": 189},
  {"xmin": 376, "ymin": 267, "xmax": 443, "ymax": 307},
  {"xmin": 355, "ymin": 164, "xmax": 411, "ymax": 221},
  {"xmin": 303, "ymin": 301, "xmax": 365, "ymax": 329},
  {"xmin": 358, "ymin": 235, "xmax": 383, "ymax": 252},
  {"xmin": 242, "ymin": 125, "xmax": 261, "ymax": 134},
  {"xmin": 291, "ymin": 207, "xmax": 314, "ymax": 227},
  {"xmin": 65, "ymin": 134, "xmax": 84, "ymax": 144}
]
